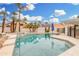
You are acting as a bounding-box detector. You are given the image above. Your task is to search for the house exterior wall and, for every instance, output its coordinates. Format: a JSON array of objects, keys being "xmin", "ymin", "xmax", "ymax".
[
  {"xmin": 64, "ymin": 25, "xmax": 79, "ymax": 39},
  {"xmin": 76, "ymin": 26, "xmax": 79, "ymax": 39},
  {"xmin": 65, "ymin": 26, "xmax": 68, "ymax": 36}
]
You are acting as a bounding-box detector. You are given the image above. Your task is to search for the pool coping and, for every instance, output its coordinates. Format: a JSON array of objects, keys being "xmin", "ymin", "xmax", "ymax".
[
  {"xmin": 51, "ymin": 37, "xmax": 75, "ymax": 46},
  {"xmin": 50, "ymin": 34, "xmax": 79, "ymax": 56}
]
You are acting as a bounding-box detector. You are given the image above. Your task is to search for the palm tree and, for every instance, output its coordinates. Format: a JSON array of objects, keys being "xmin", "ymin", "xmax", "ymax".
[
  {"xmin": 15, "ymin": 3, "xmax": 30, "ymax": 32},
  {"xmin": 77, "ymin": 16, "xmax": 79, "ymax": 18},
  {"xmin": 0, "ymin": 8, "xmax": 9, "ymax": 33},
  {"xmin": 22, "ymin": 17, "xmax": 27, "ymax": 28},
  {"xmin": 10, "ymin": 12, "xmax": 18, "ymax": 32},
  {"xmin": 15, "ymin": 3, "xmax": 33, "ymax": 32},
  {"xmin": 23, "ymin": 17, "xmax": 27, "ymax": 23},
  {"xmin": 15, "ymin": 3, "xmax": 22, "ymax": 32}
]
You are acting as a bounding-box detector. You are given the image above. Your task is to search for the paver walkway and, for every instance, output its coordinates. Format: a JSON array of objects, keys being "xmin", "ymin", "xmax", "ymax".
[{"xmin": 0, "ymin": 33, "xmax": 16, "ymax": 56}]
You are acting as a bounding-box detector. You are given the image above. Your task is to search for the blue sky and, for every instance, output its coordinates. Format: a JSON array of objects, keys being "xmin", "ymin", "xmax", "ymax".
[{"xmin": 0, "ymin": 3, "xmax": 79, "ymax": 23}]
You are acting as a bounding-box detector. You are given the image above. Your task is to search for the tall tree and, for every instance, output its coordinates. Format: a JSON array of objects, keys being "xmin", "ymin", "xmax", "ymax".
[
  {"xmin": 0, "ymin": 8, "xmax": 10, "ymax": 33},
  {"xmin": 11, "ymin": 12, "xmax": 17, "ymax": 32},
  {"xmin": 15, "ymin": 3, "xmax": 22, "ymax": 32},
  {"xmin": 23, "ymin": 17, "xmax": 27, "ymax": 23},
  {"xmin": 15, "ymin": 3, "xmax": 33, "ymax": 32}
]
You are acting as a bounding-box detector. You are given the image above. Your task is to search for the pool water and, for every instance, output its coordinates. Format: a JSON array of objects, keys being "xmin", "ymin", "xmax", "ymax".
[{"xmin": 13, "ymin": 34, "xmax": 73, "ymax": 56}]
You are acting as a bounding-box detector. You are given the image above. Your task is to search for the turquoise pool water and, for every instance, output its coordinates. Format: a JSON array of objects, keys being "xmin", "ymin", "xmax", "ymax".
[{"xmin": 13, "ymin": 34, "xmax": 73, "ymax": 56}]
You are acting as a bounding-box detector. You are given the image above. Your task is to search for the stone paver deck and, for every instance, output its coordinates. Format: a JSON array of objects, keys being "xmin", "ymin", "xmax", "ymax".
[
  {"xmin": 0, "ymin": 33, "xmax": 16, "ymax": 56},
  {"xmin": 60, "ymin": 44, "xmax": 79, "ymax": 56}
]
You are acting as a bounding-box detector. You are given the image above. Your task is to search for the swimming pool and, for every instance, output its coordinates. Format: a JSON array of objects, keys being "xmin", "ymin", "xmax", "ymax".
[{"xmin": 13, "ymin": 33, "xmax": 73, "ymax": 56}]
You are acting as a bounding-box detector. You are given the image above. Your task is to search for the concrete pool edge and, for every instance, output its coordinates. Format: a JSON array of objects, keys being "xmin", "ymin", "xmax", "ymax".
[
  {"xmin": 51, "ymin": 37, "xmax": 75, "ymax": 46},
  {"xmin": 50, "ymin": 34, "xmax": 79, "ymax": 56}
]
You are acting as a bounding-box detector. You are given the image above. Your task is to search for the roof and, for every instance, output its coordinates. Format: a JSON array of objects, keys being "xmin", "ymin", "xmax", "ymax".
[
  {"xmin": 63, "ymin": 18, "xmax": 79, "ymax": 25},
  {"xmin": 54, "ymin": 24, "xmax": 65, "ymax": 28}
]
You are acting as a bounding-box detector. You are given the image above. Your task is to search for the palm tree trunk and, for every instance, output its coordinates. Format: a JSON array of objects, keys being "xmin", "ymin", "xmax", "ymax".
[
  {"xmin": 14, "ymin": 23, "xmax": 16, "ymax": 32},
  {"xmin": 2, "ymin": 14, "xmax": 6, "ymax": 33},
  {"xmin": 10, "ymin": 22, "xmax": 13, "ymax": 32},
  {"xmin": 10, "ymin": 19, "xmax": 15, "ymax": 33},
  {"xmin": 12, "ymin": 19, "xmax": 15, "ymax": 32},
  {"xmin": 19, "ymin": 10, "xmax": 20, "ymax": 32}
]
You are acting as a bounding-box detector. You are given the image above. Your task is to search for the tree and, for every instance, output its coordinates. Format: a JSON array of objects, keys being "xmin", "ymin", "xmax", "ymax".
[
  {"xmin": 77, "ymin": 16, "xmax": 79, "ymax": 18},
  {"xmin": 0, "ymin": 8, "xmax": 10, "ymax": 33},
  {"xmin": 15, "ymin": 3, "xmax": 34, "ymax": 32},
  {"xmin": 10, "ymin": 12, "xmax": 17, "ymax": 32},
  {"xmin": 23, "ymin": 17, "xmax": 27, "ymax": 23},
  {"xmin": 15, "ymin": 3, "xmax": 22, "ymax": 32}
]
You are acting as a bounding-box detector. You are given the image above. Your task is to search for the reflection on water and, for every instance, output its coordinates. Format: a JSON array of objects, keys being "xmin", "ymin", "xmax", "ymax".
[
  {"xmin": 13, "ymin": 34, "xmax": 73, "ymax": 56},
  {"xmin": 51, "ymin": 42, "xmax": 54, "ymax": 48},
  {"xmin": 45, "ymin": 33, "xmax": 50, "ymax": 40},
  {"xmin": 16, "ymin": 34, "xmax": 51, "ymax": 48}
]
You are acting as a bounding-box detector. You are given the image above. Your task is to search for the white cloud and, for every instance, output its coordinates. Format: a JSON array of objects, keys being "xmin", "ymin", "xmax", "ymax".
[
  {"xmin": 26, "ymin": 4, "xmax": 35, "ymax": 10},
  {"xmin": 7, "ymin": 11, "xmax": 10, "ymax": 14},
  {"xmin": 54, "ymin": 9, "xmax": 66, "ymax": 16},
  {"xmin": 50, "ymin": 15, "xmax": 54, "ymax": 18},
  {"xmin": 43, "ymin": 20, "xmax": 49, "ymax": 23},
  {"xmin": 27, "ymin": 3, "xmax": 38, "ymax": 4},
  {"xmin": 24, "ymin": 15, "xmax": 43, "ymax": 22},
  {"xmin": 29, "ymin": 16, "xmax": 37, "ymax": 21},
  {"xmin": 0, "ymin": 8, "xmax": 10, "ymax": 16},
  {"xmin": 70, "ymin": 15, "xmax": 78, "ymax": 19},
  {"xmin": 0, "ymin": 9, "xmax": 2, "ymax": 12},
  {"xmin": 71, "ymin": 3, "xmax": 79, "ymax": 5},
  {"xmin": 0, "ymin": 7, "xmax": 5, "ymax": 12},
  {"xmin": 49, "ymin": 18, "xmax": 59, "ymax": 23},
  {"xmin": 14, "ymin": 12, "xmax": 24, "ymax": 20},
  {"xmin": 24, "ymin": 15, "xmax": 30, "ymax": 19},
  {"xmin": 6, "ymin": 3, "xmax": 12, "ymax": 4},
  {"xmin": 36, "ymin": 16, "xmax": 43, "ymax": 21},
  {"xmin": 1, "ymin": 7, "xmax": 5, "ymax": 11},
  {"xmin": 32, "ymin": 3, "xmax": 38, "ymax": 4}
]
